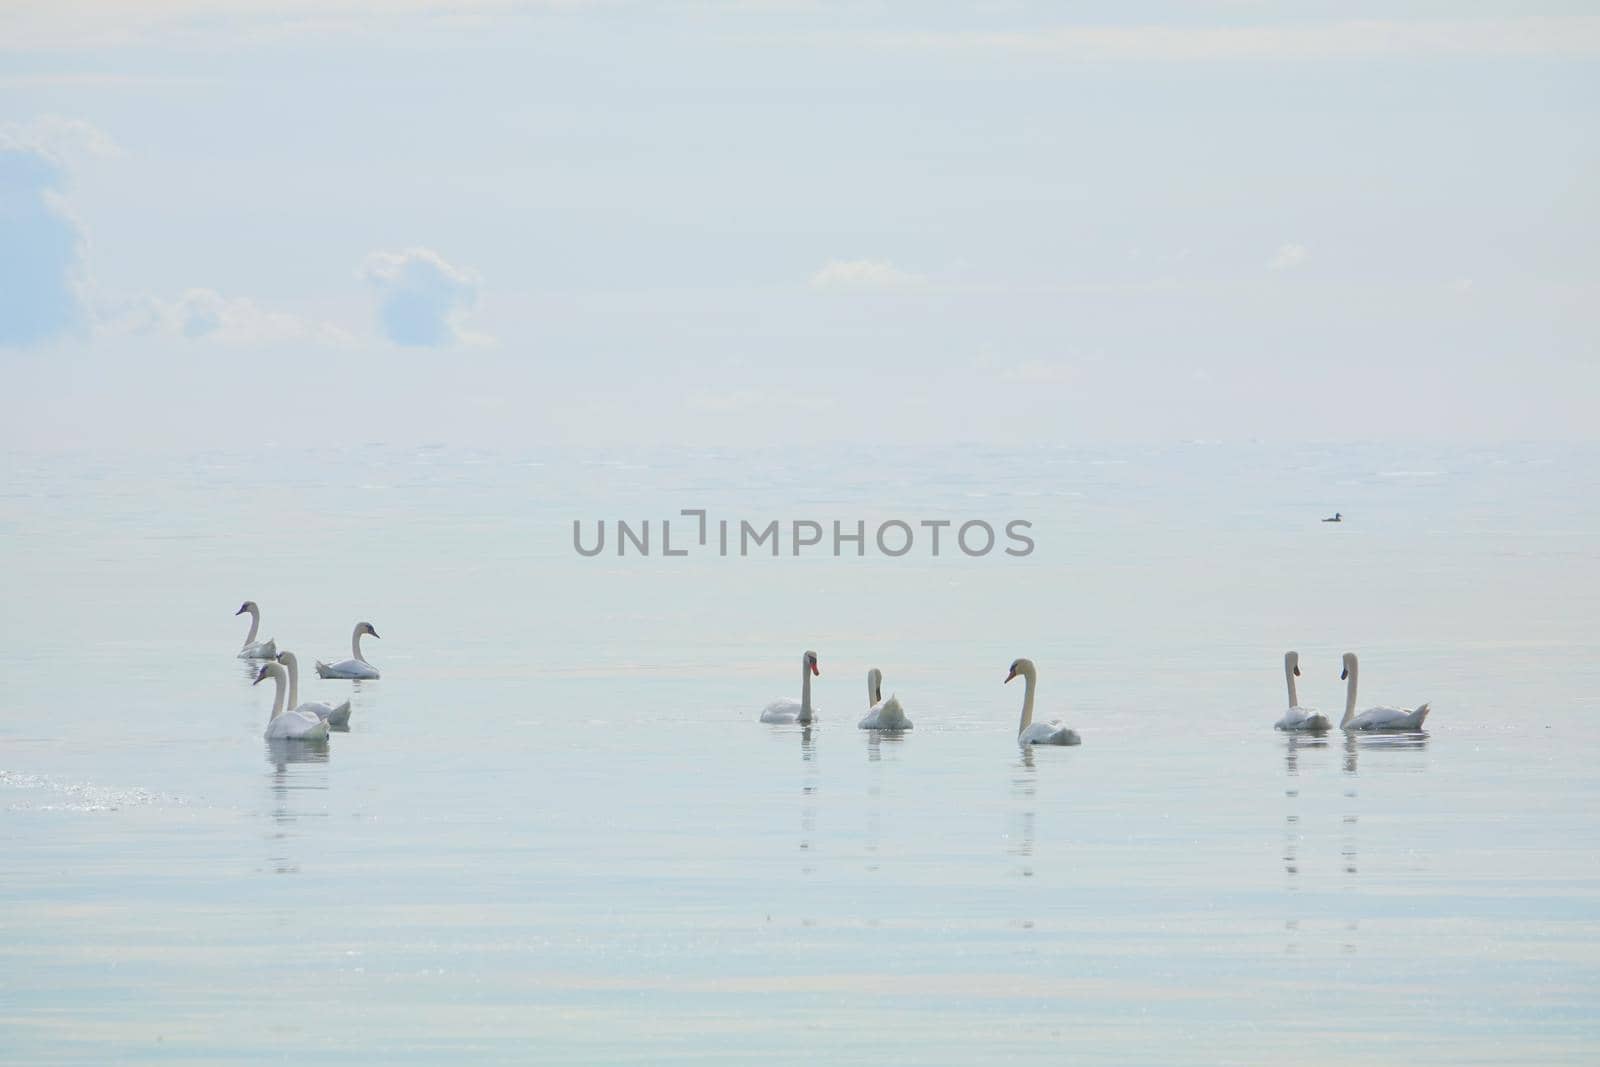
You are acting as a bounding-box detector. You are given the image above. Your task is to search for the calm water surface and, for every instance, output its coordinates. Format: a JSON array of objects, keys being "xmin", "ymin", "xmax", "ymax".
[{"xmin": 2, "ymin": 444, "xmax": 1597, "ymax": 1063}]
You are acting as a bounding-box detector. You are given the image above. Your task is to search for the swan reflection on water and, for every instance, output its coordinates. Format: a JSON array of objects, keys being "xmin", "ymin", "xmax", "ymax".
[
  {"xmin": 1342, "ymin": 731, "xmax": 1427, "ymax": 953},
  {"xmin": 1280, "ymin": 734, "xmax": 1311, "ymax": 952},
  {"xmin": 1006, "ymin": 751, "xmax": 1040, "ymax": 928},
  {"xmin": 1279, "ymin": 730, "xmax": 1427, "ymax": 955},
  {"xmin": 1009, "ymin": 749, "xmax": 1037, "ymax": 879},
  {"xmin": 1281, "ymin": 734, "xmax": 1326, "ymax": 887},
  {"xmin": 265, "ymin": 738, "xmax": 330, "ymax": 770},
  {"xmin": 863, "ymin": 729, "xmax": 911, "ymax": 763},
  {"xmin": 1342, "ymin": 730, "xmax": 1430, "ymax": 774},
  {"xmin": 797, "ymin": 726, "xmax": 818, "ymax": 879},
  {"xmin": 1282, "ymin": 731, "xmax": 1331, "ymax": 776},
  {"xmin": 263, "ymin": 739, "xmax": 330, "ymax": 876}
]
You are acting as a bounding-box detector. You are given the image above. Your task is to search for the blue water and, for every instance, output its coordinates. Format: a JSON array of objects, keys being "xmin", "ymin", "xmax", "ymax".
[{"xmin": 2, "ymin": 443, "xmax": 1597, "ymax": 1063}]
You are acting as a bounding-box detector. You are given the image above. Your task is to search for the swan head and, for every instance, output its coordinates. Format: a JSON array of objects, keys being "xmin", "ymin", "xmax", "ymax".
[
  {"xmin": 1340, "ymin": 651, "xmax": 1357, "ymax": 680},
  {"xmin": 867, "ymin": 667, "xmax": 882, "ymax": 704},
  {"xmin": 1285, "ymin": 650, "xmax": 1301, "ymax": 677},
  {"xmin": 357, "ymin": 622, "xmax": 381, "ymax": 640},
  {"xmin": 252, "ymin": 662, "xmax": 283, "ymax": 686},
  {"xmin": 236, "ymin": 601, "xmax": 256, "ymax": 616},
  {"xmin": 1004, "ymin": 658, "xmax": 1036, "ymax": 684},
  {"xmin": 803, "ymin": 650, "xmax": 819, "ymax": 676},
  {"xmin": 275, "ymin": 650, "xmax": 297, "ymax": 667}
]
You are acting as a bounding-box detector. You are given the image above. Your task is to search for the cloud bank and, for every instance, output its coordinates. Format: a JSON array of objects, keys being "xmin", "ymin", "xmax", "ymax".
[
  {"xmin": 810, "ymin": 258, "xmax": 924, "ymax": 289},
  {"xmin": 0, "ymin": 130, "xmax": 88, "ymax": 347},
  {"xmin": 110, "ymin": 288, "xmax": 354, "ymax": 346},
  {"xmin": 884, "ymin": 17, "xmax": 1600, "ymax": 62},
  {"xmin": 1269, "ymin": 243, "xmax": 1308, "ymax": 271},
  {"xmin": 360, "ymin": 247, "xmax": 483, "ymax": 346}
]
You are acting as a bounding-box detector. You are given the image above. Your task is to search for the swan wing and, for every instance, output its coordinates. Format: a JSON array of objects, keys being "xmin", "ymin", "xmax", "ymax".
[
  {"xmin": 238, "ymin": 639, "xmax": 277, "ymax": 660},
  {"xmin": 264, "ymin": 709, "xmax": 329, "ymax": 741},
  {"xmin": 295, "ymin": 700, "xmax": 352, "ymax": 725},
  {"xmin": 1020, "ymin": 720, "xmax": 1080, "ymax": 746},
  {"xmin": 860, "ymin": 695, "xmax": 912, "ymax": 730},
  {"xmin": 317, "ymin": 659, "xmax": 380, "ymax": 680},
  {"xmin": 1348, "ymin": 704, "xmax": 1430, "ymax": 730},
  {"xmin": 760, "ymin": 699, "xmax": 804, "ymax": 724},
  {"xmin": 1275, "ymin": 705, "xmax": 1329, "ymax": 731}
]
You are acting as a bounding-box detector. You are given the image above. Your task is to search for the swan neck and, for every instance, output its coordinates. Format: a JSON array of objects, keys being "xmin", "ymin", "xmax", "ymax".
[
  {"xmin": 1342, "ymin": 662, "xmax": 1358, "ymax": 727},
  {"xmin": 1018, "ymin": 670, "xmax": 1037, "ymax": 735},
  {"xmin": 352, "ymin": 627, "xmax": 366, "ymax": 663},
  {"xmin": 1285, "ymin": 659, "xmax": 1299, "ymax": 708},
  {"xmin": 282, "ymin": 654, "xmax": 299, "ymax": 708},
  {"xmin": 268, "ymin": 670, "xmax": 286, "ymax": 720},
  {"xmin": 799, "ymin": 661, "xmax": 813, "ymax": 724},
  {"xmin": 242, "ymin": 605, "xmax": 260, "ymax": 647}
]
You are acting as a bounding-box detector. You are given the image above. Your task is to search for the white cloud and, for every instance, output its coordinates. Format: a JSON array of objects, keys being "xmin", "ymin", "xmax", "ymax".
[
  {"xmin": 360, "ymin": 247, "xmax": 485, "ymax": 346},
  {"xmin": 8, "ymin": 7, "xmax": 1600, "ymax": 59},
  {"xmin": 881, "ymin": 17, "xmax": 1600, "ymax": 62},
  {"xmin": 1269, "ymin": 243, "xmax": 1308, "ymax": 271},
  {"xmin": 686, "ymin": 389, "xmax": 770, "ymax": 414},
  {"xmin": 810, "ymin": 258, "xmax": 924, "ymax": 289},
  {"xmin": 1, "ymin": 117, "xmax": 352, "ymax": 350},
  {"xmin": 0, "ymin": 72, "xmax": 202, "ymax": 89},
  {"xmin": 1126, "ymin": 246, "xmax": 1191, "ymax": 268},
  {"xmin": 684, "ymin": 387, "xmax": 828, "ymax": 416},
  {"xmin": 0, "ymin": 1, "xmax": 608, "ymax": 50},
  {"xmin": 999, "ymin": 360, "xmax": 1075, "ymax": 386},
  {"xmin": 0, "ymin": 123, "xmax": 94, "ymax": 348},
  {"xmin": 0, "ymin": 115, "xmax": 120, "ymax": 161},
  {"xmin": 112, "ymin": 288, "xmax": 355, "ymax": 346}
]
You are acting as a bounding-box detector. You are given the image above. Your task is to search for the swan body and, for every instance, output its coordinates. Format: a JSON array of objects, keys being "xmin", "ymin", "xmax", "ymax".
[
  {"xmin": 1344, "ymin": 704, "xmax": 1430, "ymax": 731},
  {"xmin": 240, "ymin": 638, "xmax": 278, "ymax": 661},
  {"xmin": 1339, "ymin": 652, "xmax": 1430, "ymax": 731},
  {"xmin": 234, "ymin": 601, "xmax": 277, "ymax": 660},
  {"xmin": 1004, "ymin": 658, "xmax": 1081, "ymax": 746},
  {"xmin": 1274, "ymin": 650, "xmax": 1330, "ymax": 732},
  {"xmin": 255, "ymin": 662, "xmax": 330, "ymax": 741},
  {"xmin": 1019, "ymin": 720, "xmax": 1080, "ymax": 745},
  {"xmin": 858, "ymin": 668, "xmax": 912, "ymax": 730},
  {"xmin": 276, "ymin": 650, "xmax": 352, "ymax": 727},
  {"xmin": 316, "ymin": 622, "xmax": 381, "ymax": 680},
  {"xmin": 761, "ymin": 651, "xmax": 819, "ymax": 724}
]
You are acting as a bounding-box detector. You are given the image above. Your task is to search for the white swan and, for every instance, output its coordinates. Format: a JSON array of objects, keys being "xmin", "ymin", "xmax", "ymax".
[
  {"xmin": 275, "ymin": 650, "xmax": 352, "ymax": 727},
  {"xmin": 858, "ymin": 668, "xmax": 912, "ymax": 730},
  {"xmin": 254, "ymin": 662, "xmax": 330, "ymax": 741},
  {"xmin": 315, "ymin": 622, "xmax": 381, "ymax": 680},
  {"xmin": 1274, "ymin": 651, "xmax": 1330, "ymax": 731},
  {"xmin": 1339, "ymin": 652, "xmax": 1430, "ymax": 731},
  {"xmin": 760, "ymin": 650, "xmax": 819, "ymax": 724},
  {"xmin": 1004, "ymin": 658, "xmax": 1081, "ymax": 745},
  {"xmin": 234, "ymin": 601, "xmax": 277, "ymax": 660}
]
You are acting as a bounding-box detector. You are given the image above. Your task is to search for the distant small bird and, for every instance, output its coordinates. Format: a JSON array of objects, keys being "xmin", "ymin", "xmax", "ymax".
[{"xmin": 1322, "ymin": 512, "xmax": 1342, "ymax": 523}]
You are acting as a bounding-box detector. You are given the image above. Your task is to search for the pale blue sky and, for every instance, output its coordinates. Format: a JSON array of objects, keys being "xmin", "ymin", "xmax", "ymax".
[{"xmin": 2, "ymin": 2, "xmax": 1596, "ymax": 449}]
